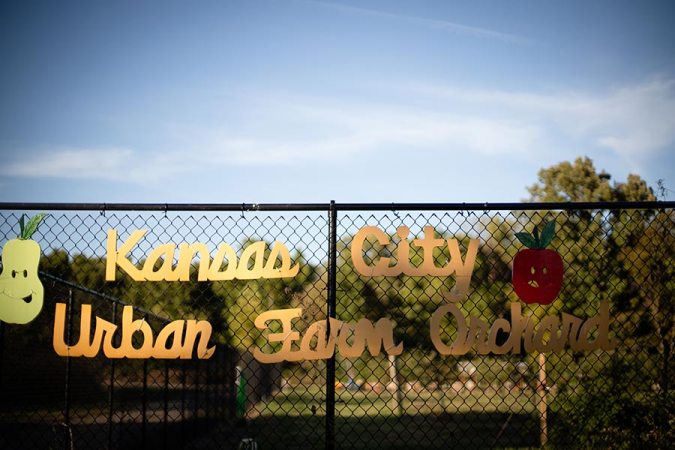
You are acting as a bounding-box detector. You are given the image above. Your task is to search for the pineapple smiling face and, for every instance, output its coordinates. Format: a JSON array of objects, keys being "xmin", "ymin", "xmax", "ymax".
[{"xmin": 0, "ymin": 214, "xmax": 46, "ymax": 324}]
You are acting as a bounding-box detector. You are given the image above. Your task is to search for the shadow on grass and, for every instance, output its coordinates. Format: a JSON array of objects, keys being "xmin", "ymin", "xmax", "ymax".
[
  {"xmin": 0, "ymin": 412, "xmax": 541, "ymax": 449},
  {"xmin": 0, "ymin": 418, "xmax": 220, "ymax": 450},
  {"xmin": 187, "ymin": 412, "xmax": 540, "ymax": 449}
]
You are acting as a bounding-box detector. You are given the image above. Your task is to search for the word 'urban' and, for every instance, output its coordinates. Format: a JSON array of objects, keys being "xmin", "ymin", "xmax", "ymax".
[{"xmin": 53, "ymin": 303, "xmax": 215, "ymax": 359}]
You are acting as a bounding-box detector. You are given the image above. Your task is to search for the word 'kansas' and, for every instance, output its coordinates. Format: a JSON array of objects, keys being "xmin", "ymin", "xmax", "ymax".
[{"xmin": 105, "ymin": 229, "xmax": 299, "ymax": 282}]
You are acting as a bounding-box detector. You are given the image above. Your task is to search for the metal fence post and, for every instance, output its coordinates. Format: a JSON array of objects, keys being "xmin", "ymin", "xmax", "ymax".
[
  {"xmin": 181, "ymin": 362, "xmax": 186, "ymax": 448},
  {"xmin": 0, "ymin": 321, "xmax": 4, "ymax": 396},
  {"xmin": 205, "ymin": 359, "xmax": 210, "ymax": 423},
  {"xmin": 64, "ymin": 289, "xmax": 74, "ymax": 450},
  {"xmin": 326, "ymin": 200, "xmax": 337, "ymax": 450},
  {"xmin": 142, "ymin": 338, "xmax": 148, "ymax": 448},
  {"xmin": 225, "ymin": 348, "xmax": 235, "ymax": 420},
  {"xmin": 107, "ymin": 302, "xmax": 118, "ymax": 450},
  {"xmin": 195, "ymin": 359, "xmax": 201, "ymax": 436},
  {"xmin": 163, "ymin": 360, "xmax": 169, "ymax": 450}
]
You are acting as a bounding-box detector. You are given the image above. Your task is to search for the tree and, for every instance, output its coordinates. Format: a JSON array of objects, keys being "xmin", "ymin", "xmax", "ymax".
[
  {"xmin": 526, "ymin": 157, "xmax": 656, "ymax": 314},
  {"xmin": 529, "ymin": 158, "xmax": 673, "ymax": 448},
  {"xmin": 527, "ymin": 156, "xmax": 615, "ymax": 202}
]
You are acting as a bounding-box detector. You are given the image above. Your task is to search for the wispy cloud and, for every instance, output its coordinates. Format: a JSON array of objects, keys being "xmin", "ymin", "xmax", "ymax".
[
  {"xmin": 2, "ymin": 78, "xmax": 673, "ymax": 184},
  {"xmin": 300, "ymin": 0, "xmax": 532, "ymax": 45},
  {"xmin": 409, "ymin": 77, "xmax": 675, "ymax": 164},
  {"xmin": 0, "ymin": 147, "xmax": 190, "ymax": 184},
  {"xmin": 1, "ymin": 148, "xmax": 133, "ymax": 179},
  {"xmin": 204, "ymin": 99, "xmax": 543, "ymax": 164}
]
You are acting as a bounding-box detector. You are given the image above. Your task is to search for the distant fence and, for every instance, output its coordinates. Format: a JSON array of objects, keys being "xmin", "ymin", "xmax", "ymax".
[
  {"xmin": 0, "ymin": 202, "xmax": 673, "ymax": 449},
  {"xmin": 0, "ymin": 270, "xmax": 239, "ymax": 450}
]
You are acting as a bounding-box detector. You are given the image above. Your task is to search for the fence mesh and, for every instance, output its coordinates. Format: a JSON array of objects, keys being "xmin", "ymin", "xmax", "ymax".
[{"xmin": 0, "ymin": 205, "xmax": 672, "ymax": 449}]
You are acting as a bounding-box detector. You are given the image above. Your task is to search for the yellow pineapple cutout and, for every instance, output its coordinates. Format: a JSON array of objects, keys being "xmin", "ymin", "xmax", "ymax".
[{"xmin": 0, "ymin": 214, "xmax": 45, "ymax": 324}]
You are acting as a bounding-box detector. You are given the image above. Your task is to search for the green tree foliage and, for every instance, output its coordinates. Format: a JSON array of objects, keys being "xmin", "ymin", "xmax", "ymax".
[
  {"xmin": 527, "ymin": 156, "xmax": 616, "ymax": 202},
  {"xmin": 617, "ymin": 210, "xmax": 674, "ymax": 392},
  {"xmin": 215, "ymin": 243, "xmax": 318, "ymax": 350},
  {"xmin": 528, "ymin": 158, "xmax": 672, "ymax": 447},
  {"xmin": 551, "ymin": 358, "xmax": 674, "ymax": 449},
  {"xmin": 40, "ymin": 248, "xmax": 71, "ymax": 280},
  {"xmin": 525, "ymin": 157, "xmax": 656, "ymax": 313}
]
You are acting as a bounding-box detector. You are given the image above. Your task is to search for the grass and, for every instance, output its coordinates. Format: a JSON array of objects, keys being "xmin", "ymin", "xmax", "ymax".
[
  {"xmin": 256, "ymin": 383, "xmax": 538, "ymax": 418},
  {"xmin": 201, "ymin": 384, "xmax": 543, "ymax": 449},
  {"xmin": 0, "ymin": 383, "xmax": 544, "ymax": 448}
]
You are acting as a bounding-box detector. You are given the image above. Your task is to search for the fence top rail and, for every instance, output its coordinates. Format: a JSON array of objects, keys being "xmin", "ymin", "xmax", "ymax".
[{"xmin": 0, "ymin": 200, "xmax": 673, "ymax": 212}]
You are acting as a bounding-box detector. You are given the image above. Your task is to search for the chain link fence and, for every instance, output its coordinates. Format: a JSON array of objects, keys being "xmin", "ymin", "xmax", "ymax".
[{"xmin": 0, "ymin": 203, "xmax": 672, "ymax": 449}]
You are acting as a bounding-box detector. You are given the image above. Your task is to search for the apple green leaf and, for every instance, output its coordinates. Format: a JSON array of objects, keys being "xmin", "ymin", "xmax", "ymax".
[
  {"xmin": 540, "ymin": 220, "xmax": 556, "ymax": 248},
  {"xmin": 515, "ymin": 232, "xmax": 537, "ymax": 249}
]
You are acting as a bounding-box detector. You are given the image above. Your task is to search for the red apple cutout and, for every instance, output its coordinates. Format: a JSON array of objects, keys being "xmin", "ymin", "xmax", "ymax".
[{"xmin": 512, "ymin": 221, "xmax": 563, "ymax": 305}]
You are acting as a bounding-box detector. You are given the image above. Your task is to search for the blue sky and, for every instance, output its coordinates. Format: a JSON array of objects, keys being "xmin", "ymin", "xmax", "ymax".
[{"xmin": 1, "ymin": 0, "xmax": 674, "ymax": 203}]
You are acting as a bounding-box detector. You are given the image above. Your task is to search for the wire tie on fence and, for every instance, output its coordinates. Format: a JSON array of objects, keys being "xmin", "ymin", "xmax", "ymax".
[
  {"xmin": 135, "ymin": 314, "xmax": 148, "ymax": 332},
  {"xmin": 391, "ymin": 203, "xmax": 402, "ymax": 223},
  {"xmin": 57, "ymin": 422, "xmax": 75, "ymax": 450},
  {"xmin": 100, "ymin": 203, "xmax": 106, "ymax": 217},
  {"xmin": 491, "ymin": 412, "xmax": 514, "ymax": 447},
  {"xmin": 241, "ymin": 203, "xmax": 246, "ymax": 219},
  {"xmin": 163, "ymin": 203, "xmax": 169, "ymax": 218}
]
